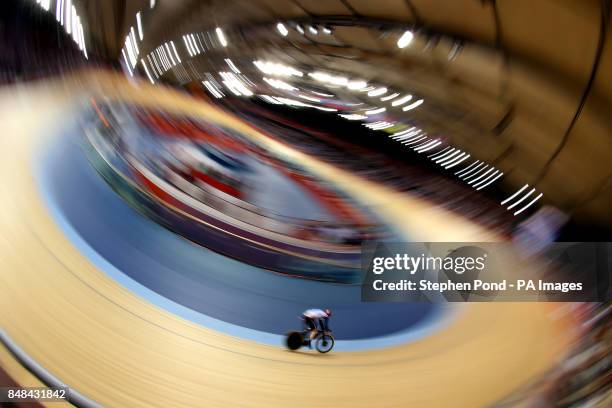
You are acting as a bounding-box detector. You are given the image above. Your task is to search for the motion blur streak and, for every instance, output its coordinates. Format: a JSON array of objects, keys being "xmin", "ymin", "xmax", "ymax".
[{"xmin": 0, "ymin": 1, "xmax": 610, "ymax": 407}]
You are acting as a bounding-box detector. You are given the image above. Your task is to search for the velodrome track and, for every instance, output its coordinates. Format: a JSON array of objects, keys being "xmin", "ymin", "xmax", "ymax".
[{"xmin": 0, "ymin": 72, "xmax": 579, "ymax": 407}]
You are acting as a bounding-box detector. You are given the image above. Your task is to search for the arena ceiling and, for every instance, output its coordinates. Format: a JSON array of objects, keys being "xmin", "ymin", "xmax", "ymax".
[{"xmin": 80, "ymin": 0, "xmax": 612, "ymax": 227}]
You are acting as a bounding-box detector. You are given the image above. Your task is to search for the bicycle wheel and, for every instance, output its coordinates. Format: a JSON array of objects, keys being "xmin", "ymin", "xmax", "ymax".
[
  {"xmin": 285, "ymin": 331, "xmax": 303, "ymax": 350},
  {"xmin": 315, "ymin": 334, "xmax": 334, "ymax": 353}
]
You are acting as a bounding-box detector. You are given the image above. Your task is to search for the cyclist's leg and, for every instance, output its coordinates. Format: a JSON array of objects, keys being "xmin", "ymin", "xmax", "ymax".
[
  {"xmin": 304, "ymin": 316, "xmax": 317, "ymax": 341},
  {"xmin": 313, "ymin": 318, "xmax": 326, "ymax": 339}
]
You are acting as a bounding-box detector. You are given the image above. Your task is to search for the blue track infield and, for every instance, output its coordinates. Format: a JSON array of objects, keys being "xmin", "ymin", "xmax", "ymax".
[{"xmin": 32, "ymin": 113, "xmax": 455, "ymax": 351}]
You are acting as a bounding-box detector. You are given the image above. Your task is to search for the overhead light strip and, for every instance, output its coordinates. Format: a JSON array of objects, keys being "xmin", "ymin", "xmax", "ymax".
[
  {"xmin": 476, "ymin": 172, "xmax": 504, "ymax": 191},
  {"xmin": 444, "ymin": 154, "xmax": 470, "ymax": 169},
  {"xmin": 501, "ymin": 184, "xmax": 530, "ymax": 205},
  {"xmin": 507, "ymin": 188, "xmax": 536, "ymax": 210},
  {"xmin": 459, "ymin": 162, "xmax": 485, "ymax": 179},
  {"xmin": 473, "ymin": 170, "xmax": 501, "ymax": 189},
  {"xmin": 455, "ymin": 161, "xmax": 480, "ymax": 176},
  {"xmin": 468, "ymin": 167, "xmax": 496, "ymax": 185},
  {"xmin": 513, "ymin": 193, "xmax": 543, "ymax": 215}
]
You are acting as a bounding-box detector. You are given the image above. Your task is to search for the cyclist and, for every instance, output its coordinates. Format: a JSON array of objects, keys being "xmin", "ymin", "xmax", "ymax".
[{"xmin": 302, "ymin": 308, "xmax": 332, "ymax": 345}]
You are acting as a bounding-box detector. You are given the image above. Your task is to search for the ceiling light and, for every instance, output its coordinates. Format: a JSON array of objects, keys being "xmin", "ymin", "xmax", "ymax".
[
  {"xmin": 298, "ymin": 94, "xmax": 321, "ymax": 102},
  {"xmin": 309, "ymin": 72, "xmax": 330, "ymax": 82},
  {"xmin": 275, "ymin": 97, "xmax": 309, "ymax": 107},
  {"xmin": 255, "ymin": 60, "xmax": 303, "ymax": 77},
  {"xmin": 220, "ymin": 71, "xmax": 252, "ymax": 96},
  {"xmin": 130, "ymin": 27, "xmax": 139, "ymax": 54},
  {"xmin": 170, "ymin": 41, "xmax": 181, "ymax": 63},
  {"xmin": 513, "ymin": 193, "xmax": 543, "ymax": 216},
  {"xmin": 311, "ymin": 90, "xmax": 334, "ymax": 97},
  {"xmin": 136, "ymin": 12, "xmax": 143, "ymax": 41},
  {"xmin": 430, "ymin": 147, "xmax": 455, "ymax": 160},
  {"xmin": 458, "ymin": 162, "xmax": 485, "ymax": 179},
  {"xmin": 339, "ymin": 114, "xmax": 367, "ymax": 120},
  {"xmin": 66, "ymin": 0, "xmax": 72, "ymax": 33},
  {"xmin": 436, "ymin": 150, "xmax": 463, "ymax": 164},
  {"xmin": 122, "ymin": 50, "xmax": 133, "ymax": 76},
  {"xmin": 416, "ymin": 141, "xmax": 442, "ymax": 153},
  {"xmin": 193, "ymin": 34, "xmax": 202, "ymax": 53},
  {"xmin": 215, "ymin": 27, "xmax": 227, "ymax": 47},
  {"xmin": 368, "ymin": 87, "xmax": 387, "ymax": 97},
  {"xmin": 164, "ymin": 43, "xmax": 175, "ymax": 66},
  {"xmin": 413, "ymin": 140, "xmax": 439, "ymax": 152},
  {"xmin": 455, "ymin": 161, "xmax": 480, "ymax": 176},
  {"xmin": 391, "ymin": 127, "xmax": 416, "ymax": 137},
  {"xmin": 448, "ymin": 42, "xmax": 461, "ymax": 60},
  {"xmin": 402, "ymin": 99, "xmax": 423, "ymax": 111},
  {"xmin": 188, "ymin": 34, "xmax": 199, "ymax": 55},
  {"xmin": 263, "ymin": 77, "xmax": 297, "ymax": 91},
  {"xmin": 259, "ymin": 95, "xmax": 283, "ymax": 104},
  {"xmin": 391, "ymin": 94, "xmax": 412, "ymax": 106},
  {"xmin": 472, "ymin": 170, "xmax": 500, "ymax": 189},
  {"xmin": 183, "ymin": 36, "xmax": 193, "ymax": 56},
  {"xmin": 366, "ymin": 121, "xmax": 394, "ymax": 130},
  {"xmin": 468, "ymin": 167, "xmax": 496, "ymax": 185},
  {"xmin": 381, "ymin": 93, "xmax": 399, "ymax": 101},
  {"xmin": 444, "ymin": 154, "xmax": 470, "ymax": 169},
  {"xmin": 476, "ymin": 172, "xmax": 504, "ymax": 191},
  {"xmin": 506, "ymin": 188, "xmax": 536, "ymax": 210},
  {"xmin": 55, "ymin": 0, "xmax": 62, "ymax": 23},
  {"xmin": 277, "ymin": 23, "xmax": 288, "ymax": 36},
  {"xmin": 365, "ymin": 107, "xmax": 386, "ymax": 115},
  {"xmin": 329, "ymin": 75, "xmax": 348, "ymax": 86},
  {"xmin": 403, "ymin": 136, "xmax": 427, "ymax": 146},
  {"xmin": 347, "ymin": 80, "xmax": 367, "ymax": 90},
  {"xmin": 203, "ymin": 80, "xmax": 224, "ymax": 98},
  {"xmin": 397, "ymin": 30, "xmax": 414, "ymax": 48},
  {"xmin": 464, "ymin": 166, "xmax": 490, "ymax": 182},
  {"xmin": 392, "ymin": 131, "xmax": 420, "ymax": 141},
  {"xmin": 501, "ymin": 184, "xmax": 530, "ymax": 205},
  {"xmin": 225, "ymin": 58, "xmax": 240, "ymax": 73}
]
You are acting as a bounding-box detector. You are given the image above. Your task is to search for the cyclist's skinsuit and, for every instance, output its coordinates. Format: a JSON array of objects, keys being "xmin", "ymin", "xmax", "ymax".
[{"xmin": 302, "ymin": 309, "xmax": 330, "ymax": 333}]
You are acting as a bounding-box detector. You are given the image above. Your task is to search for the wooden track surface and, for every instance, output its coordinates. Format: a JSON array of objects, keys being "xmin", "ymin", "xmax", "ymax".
[{"xmin": 0, "ymin": 73, "xmax": 578, "ymax": 407}]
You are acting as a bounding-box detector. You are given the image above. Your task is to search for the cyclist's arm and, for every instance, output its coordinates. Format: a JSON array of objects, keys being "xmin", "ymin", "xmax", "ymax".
[{"xmin": 322, "ymin": 317, "xmax": 330, "ymax": 332}]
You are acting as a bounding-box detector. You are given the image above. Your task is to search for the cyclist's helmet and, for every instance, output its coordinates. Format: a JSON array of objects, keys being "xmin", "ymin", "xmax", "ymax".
[{"xmin": 325, "ymin": 309, "xmax": 332, "ymax": 316}]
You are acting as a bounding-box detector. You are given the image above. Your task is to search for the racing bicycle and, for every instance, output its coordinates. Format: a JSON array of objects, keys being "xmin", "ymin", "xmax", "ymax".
[{"xmin": 285, "ymin": 328, "xmax": 335, "ymax": 353}]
